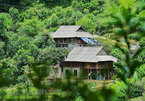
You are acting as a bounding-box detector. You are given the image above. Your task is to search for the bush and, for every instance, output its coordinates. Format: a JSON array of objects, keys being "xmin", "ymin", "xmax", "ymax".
[
  {"xmin": 111, "ymin": 80, "xmax": 127, "ymax": 101},
  {"xmin": 112, "ymin": 78, "xmax": 145, "ymax": 101},
  {"xmin": 136, "ymin": 64, "xmax": 145, "ymax": 80},
  {"xmin": 0, "ymin": 88, "xmax": 7, "ymax": 100},
  {"xmin": 128, "ymin": 83, "xmax": 143, "ymax": 98}
]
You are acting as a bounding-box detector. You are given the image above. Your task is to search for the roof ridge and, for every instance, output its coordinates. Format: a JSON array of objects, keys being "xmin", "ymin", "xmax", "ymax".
[
  {"xmin": 60, "ymin": 25, "xmax": 81, "ymax": 26},
  {"xmin": 65, "ymin": 46, "xmax": 117, "ymax": 62},
  {"xmin": 73, "ymin": 46, "xmax": 103, "ymax": 48},
  {"xmin": 51, "ymin": 25, "xmax": 93, "ymax": 38}
]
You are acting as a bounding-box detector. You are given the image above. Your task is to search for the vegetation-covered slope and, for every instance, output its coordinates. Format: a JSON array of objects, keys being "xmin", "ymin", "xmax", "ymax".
[{"xmin": 0, "ymin": 0, "xmax": 145, "ymax": 101}]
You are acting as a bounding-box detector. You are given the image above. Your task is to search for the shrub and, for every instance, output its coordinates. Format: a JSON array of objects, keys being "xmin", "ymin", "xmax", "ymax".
[
  {"xmin": 111, "ymin": 80, "xmax": 127, "ymax": 101},
  {"xmin": 0, "ymin": 88, "xmax": 7, "ymax": 100},
  {"xmin": 128, "ymin": 83, "xmax": 143, "ymax": 98},
  {"xmin": 112, "ymin": 78, "xmax": 144, "ymax": 101},
  {"xmin": 136, "ymin": 64, "xmax": 145, "ymax": 80}
]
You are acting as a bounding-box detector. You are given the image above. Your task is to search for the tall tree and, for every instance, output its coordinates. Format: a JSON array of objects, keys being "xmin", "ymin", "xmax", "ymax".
[{"xmin": 0, "ymin": 13, "xmax": 12, "ymax": 59}]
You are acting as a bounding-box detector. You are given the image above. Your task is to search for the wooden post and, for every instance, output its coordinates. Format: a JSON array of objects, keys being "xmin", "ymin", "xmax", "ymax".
[
  {"xmin": 99, "ymin": 69, "xmax": 101, "ymax": 80},
  {"xmin": 91, "ymin": 69, "xmax": 92, "ymax": 80},
  {"xmin": 96, "ymin": 69, "xmax": 97, "ymax": 80},
  {"xmin": 112, "ymin": 68, "xmax": 114, "ymax": 80},
  {"xmin": 97, "ymin": 69, "xmax": 98, "ymax": 80},
  {"xmin": 88, "ymin": 68, "xmax": 89, "ymax": 80},
  {"xmin": 98, "ymin": 69, "xmax": 99, "ymax": 80},
  {"xmin": 104, "ymin": 69, "xmax": 105, "ymax": 80},
  {"xmin": 96, "ymin": 69, "xmax": 98, "ymax": 80},
  {"xmin": 108, "ymin": 69, "xmax": 109, "ymax": 80}
]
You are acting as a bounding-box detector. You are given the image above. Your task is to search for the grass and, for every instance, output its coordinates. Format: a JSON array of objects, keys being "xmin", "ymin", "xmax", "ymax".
[
  {"xmin": 0, "ymin": 80, "xmax": 114, "ymax": 100},
  {"xmin": 84, "ymin": 80, "xmax": 114, "ymax": 90},
  {"xmin": 130, "ymin": 96, "xmax": 145, "ymax": 101}
]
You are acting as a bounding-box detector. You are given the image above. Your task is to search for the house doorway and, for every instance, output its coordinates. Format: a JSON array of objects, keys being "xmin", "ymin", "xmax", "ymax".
[
  {"xmin": 91, "ymin": 69, "xmax": 97, "ymax": 80},
  {"xmin": 88, "ymin": 69, "xmax": 105, "ymax": 80},
  {"xmin": 88, "ymin": 69, "xmax": 97, "ymax": 80},
  {"xmin": 65, "ymin": 70, "xmax": 69, "ymax": 76}
]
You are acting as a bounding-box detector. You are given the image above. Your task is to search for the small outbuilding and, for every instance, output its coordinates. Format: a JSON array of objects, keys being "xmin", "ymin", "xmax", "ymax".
[{"xmin": 62, "ymin": 47, "xmax": 117, "ymax": 80}]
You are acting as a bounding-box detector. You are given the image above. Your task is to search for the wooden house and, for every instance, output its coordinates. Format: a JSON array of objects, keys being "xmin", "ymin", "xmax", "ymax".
[
  {"xmin": 62, "ymin": 47, "xmax": 117, "ymax": 80},
  {"xmin": 50, "ymin": 25, "xmax": 94, "ymax": 50}
]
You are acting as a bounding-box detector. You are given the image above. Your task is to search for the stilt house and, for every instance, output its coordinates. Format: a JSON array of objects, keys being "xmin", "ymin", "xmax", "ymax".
[
  {"xmin": 62, "ymin": 47, "xmax": 117, "ymax": 80},
  {"xmin": 51, "ymin": 25, "xmax": 94, "ymax": 50}
]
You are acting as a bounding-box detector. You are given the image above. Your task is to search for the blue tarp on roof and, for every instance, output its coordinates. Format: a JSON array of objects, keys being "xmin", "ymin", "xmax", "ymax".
[
  {"xmin": 81, "ymin": 37, "xmax": 103, "ymax": 45},
  {"xmin": 81, "ymin": 37, "xmax": 95, "ymax": 45}
]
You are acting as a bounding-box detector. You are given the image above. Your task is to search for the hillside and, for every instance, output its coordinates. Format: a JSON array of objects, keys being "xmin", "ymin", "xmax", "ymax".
[{"xmin": 0, "ymin": 0, "xmax": 145, "ymax": 101}]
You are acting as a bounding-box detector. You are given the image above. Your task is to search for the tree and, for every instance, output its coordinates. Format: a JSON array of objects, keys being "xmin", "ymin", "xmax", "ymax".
[
  {"xmin": 39, "ymin": 0, "xmax": 72, "ymax": 7},
  {"xmin": 108, "ymin": 0, "xmax": 145, "ymax": 99},
  {"xmin": 7, "ymin": 35, "xmax": 39, "ymax": 82},
  {"xmin": 9, "ymin": 7, "xmax": 19, "ymax": 23},
  {"xmin": 7, "ymin": 34, "xmax": 38, "ymax": 58},
  {"xmin": 17, "ymin": 17, "xmax": 44, "ymax": 37},
  {"xmin": 136, "ymin": 64, "xmax": 145, "ymax": 80},
  {"xmin": 0, "ymin": 58, "xmax": 17, "ymax": 87},
  {"xmin": 34, "ymin": 31, "xmax": 55, "ymax": 49},
  {"xmin": 0, "ymin": 13, "xmax": 11, "ymax": 42},
  {"xmin": 45, "ymin": 14, "xmax": 59, "ymax": 28},
  {"xmin": 0, "ymin": 13, "xmax": 12, "ymax": 60},
  {"xmin": 0, "ymin": 0, "xmax": 37, "ymax": 12},
  {"xmin": 37, "ymin": 48, "xmax": 69, "ymax": 64},
  {"xmin": 20, "ymin": 5, "xmax": 51, "ymax": 20},
  {"xmin": 76, "ymin": 16, "xmax": 96, "ymax": 33}
]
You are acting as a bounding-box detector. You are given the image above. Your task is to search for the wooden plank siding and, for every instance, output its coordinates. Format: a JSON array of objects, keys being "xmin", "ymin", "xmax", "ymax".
[
  {"xmin": 55, "ymin": 38, "xmax": 87, "ymax": 47},
  {"xmin": 63, "ymin": 61, "xmax": 113, "ymax": 69}
]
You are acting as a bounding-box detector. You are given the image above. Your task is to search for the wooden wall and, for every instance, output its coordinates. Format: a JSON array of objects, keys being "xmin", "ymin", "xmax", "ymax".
[
  {"xmin": 54, "ymin": 38, "xmax": 87, "ymax": 46},
  {"xmin": 63, "ymin": 61, "xmax": 113, "ymax": 69}
]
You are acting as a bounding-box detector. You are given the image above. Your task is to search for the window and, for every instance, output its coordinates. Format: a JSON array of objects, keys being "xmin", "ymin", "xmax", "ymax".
[
  {"xmin": 57, "ymin": 39, "xmax": 59, "ymax": 43},
  {"xmin": 71, "ymin": 38, "xmax": 73, "ymax": 43},
  {"xmin": 101, "ymin": 62, "xmax": 105, "ymax": 68},
  {"xmin": 66, "ymin": 44, "xmax": 68, "ymax": 47},
  {"xmin": 74, "ymin": 70, "xmax": 78, "ymax": 76},
  {"xmin": 56, "ymin": 44, "xmax": 61, "ymax": 47},
  {"xmin": 92, "ymin": 63, "xmax": 96, "ymax": 68},
  {"xmin": 62, "ymin": 44, "xmax": 68, "ymax": 48},
  {"xmin": 68, "ymin": 39, "xmax": 71, "ymax": 43},
  {"xmin": 66, "ymin": 38, "xmax": 68, "ymax": 43},
  {"xmin": 62, "ymin": 44, "xmax": 65, "ymax": 47},
  {"xmin": 67, "ymin": 63, "xmax": 71, "ymax": 67},
  {"xmin": 60, "ymin": 39, "xmax": 63, "ymax": 43},
  {"xmin": 82, "ymin": 63, "xmax": 85, "ymax": 67},
  {"xmin": 55, "ymin": 39, "xmax": 58, "ymax": 43},
  {"xmin": 56, "ymin": 44, "xmax": 59, "ymax": 47},
  {"xmin": 58, "ymin": 38, "xmax": 61, "ymax": 43},
  {"xmin": 64, "ymin": 38, "xmax": 67, "ymax": 43}
]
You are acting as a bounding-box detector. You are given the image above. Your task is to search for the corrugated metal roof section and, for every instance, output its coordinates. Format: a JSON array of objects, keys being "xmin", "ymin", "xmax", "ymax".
[
  {"xmin": 65, "ymin": 47, "xmax": 117, "ymax": 63},
  {"xmin": 81, "ymin": 37, "xmax": 95, "ymax": 45}
]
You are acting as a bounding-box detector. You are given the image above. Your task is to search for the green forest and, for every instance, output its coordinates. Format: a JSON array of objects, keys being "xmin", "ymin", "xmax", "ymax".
[{"xmin": 0, "ymin": 0, "xmax": 145, "ymax": 101}]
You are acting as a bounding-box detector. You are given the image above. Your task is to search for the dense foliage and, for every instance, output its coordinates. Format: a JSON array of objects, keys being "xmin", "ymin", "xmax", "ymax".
[{"xmin": 0, "ymin": 0, "xmax": 145, "ymax": 101}]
